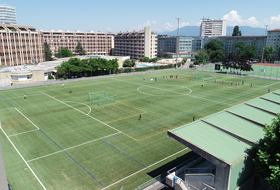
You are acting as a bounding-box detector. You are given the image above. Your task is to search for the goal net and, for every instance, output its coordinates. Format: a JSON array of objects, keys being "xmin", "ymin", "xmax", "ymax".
[
  {"xmin": 204, "ymin": 77, "xmax": 216, "ymax": 83},
  {"xmin": 97, "ymin": 95, "xmax": 117, "ymax": 106},
  {"xmin": 88, "ymin": 91, "xmax": 107, "ymax": 102}
]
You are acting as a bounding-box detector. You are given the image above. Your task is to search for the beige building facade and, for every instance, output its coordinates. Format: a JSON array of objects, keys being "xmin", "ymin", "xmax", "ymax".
[
  {"xmin": 114, "ymin": 27, "xmax": 157, "ymax": 59},
  {"xmin": 0, "ymin": 24, "xmax": 45, "ymax": 66},
  {"xmin": 41, "ymin": 30, "xmax": 115, "ymax": 56}
]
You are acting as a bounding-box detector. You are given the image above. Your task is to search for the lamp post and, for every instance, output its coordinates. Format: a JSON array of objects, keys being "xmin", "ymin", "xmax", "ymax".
[
  {"xmin": 261, "ymin": 25, "xmax": 268, "ymax": 63},
  {"xmin": 175, "ymin": 17, "xmax": 182, "ymax": 68}
]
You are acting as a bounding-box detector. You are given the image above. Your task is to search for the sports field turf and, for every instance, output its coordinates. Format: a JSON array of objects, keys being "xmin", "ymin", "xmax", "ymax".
[{"xmin": 0, "ymin": 68, "xmax": 279, "ymax": 190}]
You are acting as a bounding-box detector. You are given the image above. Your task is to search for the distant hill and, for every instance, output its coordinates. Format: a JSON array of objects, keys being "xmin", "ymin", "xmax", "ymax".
[{"xmin": 158, "ymin": 26, "xmax": 268, "ymax": 37}]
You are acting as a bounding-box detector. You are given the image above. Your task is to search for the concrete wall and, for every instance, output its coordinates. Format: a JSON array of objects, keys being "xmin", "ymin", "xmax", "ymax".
[{"xmin": 168, "ymin": 131, "xmax": 231, "ymax": 190}]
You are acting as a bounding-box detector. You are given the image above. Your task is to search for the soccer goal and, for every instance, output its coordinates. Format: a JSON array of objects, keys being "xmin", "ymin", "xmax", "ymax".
[
  {"xmin": 204, "ymin": 77, "xmax": 216, "ymax": 83},
  {"xmin": 195, "ymin": 75, "xmax": 204, "ymax": 82},
  {"xmin": 88, "ymin": 91, "xmax": 107, "ymax": 102},
  {"xmin": 97, "ymin": 95, "xmax": 117, "ymax": 106}
]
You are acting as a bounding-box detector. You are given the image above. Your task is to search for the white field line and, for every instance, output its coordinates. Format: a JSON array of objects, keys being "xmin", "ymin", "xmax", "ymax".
[
  {"xmin": 265, "ymin": 81, "xmax": 280, "ymax": 87},
  {"xmin": 64, "ymin": 101, "xmax": 92, "ymax": 115},
  {"xmin": 0, "ymin": 127, "xmax": 47, "ymax": 190},
  {"xmin": 101, "ymin": 147, "xmax": 189, "ymax": 190},
  {"xmin": 187, "ymin": 95, "xmax": 233, "ymax": 106},
  {"xmin": 137, "ymin": 85, "xmax": 192, "ymax": 96},
  {"xmin": 15, "ymin": 107, "xmax": 39, "ymax": 130},
  {"xmin": 113, "ymin": 78, "xmax": 232, "ymax": 106},
  {"xmin": 42, "ymin": 92, "xmax": 123, "ymax": 133},
  {"xmin": 27, "ymin": 132, "xmax": 120, "ymax": 162},
  {"xmin": 9, "ymin": 129, "xmax": 39, "ymax": 137},
  {"xmin": 0, "ymin": 107, "xmax": 14, "ymax": 111}
]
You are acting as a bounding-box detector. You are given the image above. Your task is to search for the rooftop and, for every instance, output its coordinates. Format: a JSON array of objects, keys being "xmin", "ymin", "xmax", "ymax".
[{"xmin": 169, "ymin": 90, "xmax": 280, "ymax": 165}]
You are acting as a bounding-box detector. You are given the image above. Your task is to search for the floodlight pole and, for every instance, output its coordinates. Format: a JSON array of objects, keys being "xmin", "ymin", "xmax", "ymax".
[
  {"xmin": 261, "ymin": 25, "xmax": 268, "ymax": 63},
  {"xmin": 175, "ymin": 17, "xmax": 182, "ymax": 68}
]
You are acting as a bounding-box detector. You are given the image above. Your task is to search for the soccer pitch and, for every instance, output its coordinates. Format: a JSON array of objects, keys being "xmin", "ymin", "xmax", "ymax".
[{"xmin": 0, "ymin": 69, "xmax": 279, "ymax": 190}]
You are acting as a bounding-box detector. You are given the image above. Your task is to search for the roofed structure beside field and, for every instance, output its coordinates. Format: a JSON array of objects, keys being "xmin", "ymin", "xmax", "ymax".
[{"xmin": 168, "ymin": 90, "xmax": 280, "ymax": 190}]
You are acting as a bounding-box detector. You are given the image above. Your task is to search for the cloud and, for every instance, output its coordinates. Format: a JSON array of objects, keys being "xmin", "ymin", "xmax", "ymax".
[
  {"xmin": 180, "ymin": 22, "xmax": 190, "ymax": 28},
  {"xmin": 268, "ymin": 15, "xmax": 280, "ymax": 28},
  {"xmin": 163, "ymin": 22, "xmax": 174, "ymax": 31},
  {"xmin": 222, "ymin": 10, "xmax": 243, "ymax": 26},
  {"xmin": 133, "ymin": 20, "xmax": 190, "ymax": 33},
  {"xmin": 222, "ymin": 10, "xmax": 280, "ymax": 29}
]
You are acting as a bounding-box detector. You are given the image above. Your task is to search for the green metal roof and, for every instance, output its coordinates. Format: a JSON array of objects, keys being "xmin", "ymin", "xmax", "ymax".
[
  {"xmin": 227, "ymin": 104, "xmax": 275, "ymax": 125},
  {"xmin": 169, "ymin": 90, "xmax": 279, "ymax": 166},
  {"xmin": 246, "ymin": 98, "xmax": 280, "ymax": 115},
  {"xmin": 203, "ymin": 111, "xmax": 264, "ymax": 143},
  {"xmin": 261, "ymin": 91, "xmax": 280, "ymax": 103},
  {"xmin": 171, "ymin": 121, "xmax": 251, "ymax": 165}
]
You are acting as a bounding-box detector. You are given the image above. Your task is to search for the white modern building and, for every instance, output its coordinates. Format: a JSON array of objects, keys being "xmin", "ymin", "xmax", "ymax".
[
  {"xmin": 0, "ymin": 4, "xmax": 17, "ymax": 25},
  {"xmin": 114, "ymin": 27, "xmax": 157, "ymax": 59},
  {"xmin": 157, "ymin": 35, "xmax": 193, "ymax": 58},
  {"xmin": 200, "ymin": 19, "xmax": 226, "ymax": 38}
]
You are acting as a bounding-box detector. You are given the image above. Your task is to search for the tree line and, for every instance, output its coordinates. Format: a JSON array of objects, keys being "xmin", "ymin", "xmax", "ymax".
[{"xmin": 55, "ymin": 57, "xmax": 119, "ymax": 79}]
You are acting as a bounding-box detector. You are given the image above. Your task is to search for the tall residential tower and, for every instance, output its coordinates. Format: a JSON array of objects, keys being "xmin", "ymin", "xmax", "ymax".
[
  {"xmin": 0, "ymin": 4, "xmax": 17, "ymax": 25},
  {"xmin": 200, "ymin": 19, "xmax": 226, "ymax": 38}
]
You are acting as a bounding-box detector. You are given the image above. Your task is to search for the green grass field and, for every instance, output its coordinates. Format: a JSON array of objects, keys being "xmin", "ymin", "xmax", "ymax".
[
  {"xmin": 197, "ymin": 64, "xmax": 280, "ymax": 79},
  {"xmin": 0, "ymin": 69, "xmax": 279, "ymax": 190}
]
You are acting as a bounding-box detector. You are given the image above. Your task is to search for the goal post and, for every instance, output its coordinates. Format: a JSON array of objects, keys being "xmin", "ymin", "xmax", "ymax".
[
  {"xmin": 88, "ymin": 91, "xmax": 107, "ymax": 102},
  {"xmin": 97, "ymin": 95, "xmax": 117, "ymax": 106},
  {"xmin": 204, "ymin": 77, "xmax": 216, "ymax": 83}
]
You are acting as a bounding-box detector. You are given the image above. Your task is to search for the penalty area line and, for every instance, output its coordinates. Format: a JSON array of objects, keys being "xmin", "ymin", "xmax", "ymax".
[
  {"xmin": 0, "ymin": 127, "xmax": 47, "ymax": 190},
  {"xmin": 27, "ymin": 132, "xmax": 120, "ymax": 162},
  {"xmin": 9, "ymin": 129, "xmax": 39, "ymax": 137},
  {"xmin": 101, "ymin": 147, "xmax": 189, "ymax": 190}
]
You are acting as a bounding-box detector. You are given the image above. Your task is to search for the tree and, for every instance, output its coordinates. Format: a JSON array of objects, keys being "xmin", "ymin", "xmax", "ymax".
[
  {"xmin": 75, "ymin": 42, "xmax": 86, "ymax": 55},
  {"xmin": 232, "ymin": 25, "xmax": 242, "ymax": 36},
  {"xmin": 244, "ymin": 45, "xmax": 257, "ymax": 60},
  {"xmin": 235, "ymin": 42, "xmax": 257, "ymax": 60},
  {"xmin": 235, "ymin": 41, "xmax": 246, "ymax": 56},
  {"xmin": 55, "ymin": 47, "xmax": 73, "ymax": 58},
  {"xmin": 163, "ymin": 53, "xmax": 171, "ymax": 58},
  {"xmin": 252, "ymin": 114, "xmax": 280, "ymax": 189},
  {"xmin": 204, "ymin": 39, "xmax": 225, "ymax": 62},
  {"xmin": 264, "ymin": 46, "xmax": 276, "ymax": 62},
  {"xmin": 123, "ymin": 59, "xmax": 136, "ymax": 67},
  {"xmin": 55, "ymin": 57, "xmax": 119, "ymax": 78},
  {"xmin": 222, "ymin": 53, "xmax": 253, "ymax": 71},
  {"xmin": 44, "ymin": 42, "xmax": 53, "ymax": 61},
  {"xmin": 195, "ymin": 49, "xmax": 209, "ymax": 64},
  {"xmin": 139, "ymin": 57, "xmax": 150, "ymax": 62},
  {"xmin": 277, "ymin": 47, "xmax": 280, "ymax": 61}
]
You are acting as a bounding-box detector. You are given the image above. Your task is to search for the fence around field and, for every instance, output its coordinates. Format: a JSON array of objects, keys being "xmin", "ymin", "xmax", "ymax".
[{"xmin": 196, "ymin": 64, "xmax": 280, "ymax": 80}]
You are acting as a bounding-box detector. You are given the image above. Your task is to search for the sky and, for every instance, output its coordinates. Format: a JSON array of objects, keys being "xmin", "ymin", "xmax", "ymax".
[{"xmin": 5, "ymin": 0, "xmax": 280, "ymax": 33}]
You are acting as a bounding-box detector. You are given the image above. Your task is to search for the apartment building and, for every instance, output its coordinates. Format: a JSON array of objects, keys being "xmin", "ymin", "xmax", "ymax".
[
  {"xmin": 0, "ymin": 24, "xmax": 45, "ymax": 66},
  {"xmin": 200, "ymin": 19, "xmax": 226, "ymax": 38},
  {"xmin": 0, "ymin": 4, "xmax": 17, "ymax": 25},
  {"xmin": 266, "ymin": 29, "xmax": 280, "ymax": 58},
  {"xmin": 114, "ymin": 27, "xmax": 157, "ymax": 59},
  {"xmin": 42, "ymin": 30, "xmax": 114, "ymax": 56},
  {"xmin": 157, "ymin": 35, "xmax": 193, "ymax": 57},
  {"xmin": 217, "ymin": 36, "xmax": 266, "ymax": 57},
  {"xmin": 192, "ymin": 36, "xmax": 203, "ymax": 52}
]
